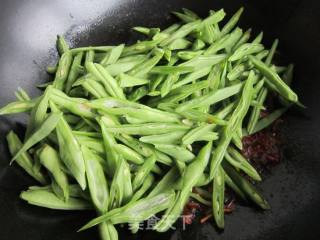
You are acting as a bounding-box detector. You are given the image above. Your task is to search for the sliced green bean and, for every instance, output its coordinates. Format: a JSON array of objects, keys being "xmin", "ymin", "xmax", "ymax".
[
  {"xmin": 39, "ymin": 145, "xmax": 69, "ymax": 201},
  {"xmin": 11, "ymin": 112, "xmax": 62, "ymax": 162},
  {"xmin": 212, "ymin": 166, "xmax": 225, "ymax": 228},
  {"xmin": 65, "ymin": 52, "xmax": 84, "ymax": 94},
  {"xmin": 50, "ymin": 102, "xmax": 86, "ymax": 190},
  {"xmin": 6, "ymin": 131, "xmax": 46, "ymax": 184},
  {"xmin": 154, "ymin": 144, "xmax": 195, "ymax": 162},
  {"xmin": 20, "ymin": 188, "xmax": 92, "ymax": 210},
  {"xmin": 248, "ymin": 56, "xmax": 298, "ymax": 102},
  {"xmin": 56, "ymin": 35, "xmax": 69, "ymax": 55},
  {"xmin": 251, "ymin": 108, "xmax": 287, "ymax": 134},
  {"xmin": 222, "ymin": 161, "xmax": 269, "ymax": 209},
  {"xmin": 53, "ymin": 51, "xmax": 73, "ymax": 90},
  {"xmin": 132, "ymin": 154, "xmax": 156, "ymax": 191}
]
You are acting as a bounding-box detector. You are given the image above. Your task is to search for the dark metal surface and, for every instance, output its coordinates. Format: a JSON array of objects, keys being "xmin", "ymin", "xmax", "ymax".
[{"xmin": 0, "ymin": 0, "xmax": 320, "ymax": 239}]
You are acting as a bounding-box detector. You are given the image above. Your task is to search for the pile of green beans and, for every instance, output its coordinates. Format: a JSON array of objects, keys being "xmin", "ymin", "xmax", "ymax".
[{"xmin": 0, "ymin": 7, "xmax": 300, "ymax": 239}]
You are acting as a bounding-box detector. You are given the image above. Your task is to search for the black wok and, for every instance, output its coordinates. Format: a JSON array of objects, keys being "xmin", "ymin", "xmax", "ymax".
[{"xmin": 0, "ymin": 0, "xmax": 319, "ymax": 239}]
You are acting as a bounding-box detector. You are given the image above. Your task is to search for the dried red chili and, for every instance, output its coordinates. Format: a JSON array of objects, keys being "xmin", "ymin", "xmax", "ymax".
[{"xmin": 182, "ymin": 201, "xmax": 201, "ymax": 225}]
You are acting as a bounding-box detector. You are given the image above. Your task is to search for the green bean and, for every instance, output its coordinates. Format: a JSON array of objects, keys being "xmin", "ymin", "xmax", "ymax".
[
  {"xmin": 220, "ymin": 7, "xmax": 244, "ymax": 36},
  {"xmin": 201, "ymin": 8, "xmax": 225, "ymax": 26},
  {"xmin": 177, "ymin": 50, "xmax": 203, "ymax": 61},
  {"xmin": 205, "ymin": 28, "xmax": 243, "ymax": 55},
  {"xmin": 282, "ymin": 64, "xmax": 294, "ymax": 86},
  {"xmin": 160, "ymin": 73, "xmax": 180, "ymax": 97},
  {"xmin": 148, "ymin": 168, "xmax": 179, "ymax": 198},
  {"xmin": 115, "ymin": 134, "xmax": 172, "ymax": 166},
  {"xmin": 219, "ymin": 61, "xmax": 228, "ymax": 88},
  {"xmin": 227, "ymin": 63, "xmax": 246, "ymax": 81},
  {"xmin": 226, "ymin": 147, "xmax": 261, "ymax": 181},
  {"xmin": 167, "ymin": 38, "xmax": 191, "ymax": 50},
  {"xmin": 102, "ymin": 107, "xmax": 181, "ymax": 124},
  {"xmin": 39, "ymin": 145, "xmax": 69, "ymax": 201},
  {"xmin": 75, "ymin": 136, "xmax": 104, "ymax": 154},
  {"xmin": 70, "ymin": 46, "xmax": 114, "ymax": 54},
  {"xmin": 20, "ymin": 188, "xmax": 92, "ymax": 210},
  {"xmin": 88, "ymin": 96, "xmax": 146, "ymax": 110},
  {"xmin": 255, "ymin": 49, "xmax": 269, "ymax": 61},
  {"xmin": 109, "ymin": 157, "xmax": 133, "ymax": 208},
  {"xmin": 179, "ymin": 109, "xmax": 227, "ymax": 125},
  {"xmin": 199, "ymin": 23, "xmax": 215, "ymax": 44},
  {"xmin": 11, "ymin": 112, "xmax": 62, "ymax": 162},
  {"xmin": 232, "ymin": 130, "xmax": 243, "ymax": 150},
  {"xmin": 46, "ymin": 65, "xmax": 57, "ymax": 74},
  {"xmin": 160, "ymin": 20, "xmax": 201, "ymax": 46},
  {"xmin": 88, "ymin": 63, "xmax": 126, "ymax": 99},
  {"xmin": 99, "ymin": 222, "xmax": 118, "ymax": 240},
  {"xmin": 222, "ymin": 161, "xmax": 269, "ymax": 209},
  {"xmin": 192, "ymin": 39, "xmax": 206, "ymax": 50},
  {"xmin": 105, "ymin": 56, "xmax": 148, "ymax": 76},
  {"xmin": 232, "ymin": 28, "xmax": 251, "ymax": 50},
  {"xmin": 104, "ymin": 123, "xmax": 189, "ymax": 136},
  {"xmin": 210, "ymin": 71, "xmax": 255, "ymax": 179},
  {"xmin": 180, "ymin": 54, "xmax": 227, "ymax": 71},
  {"xmin": 113, "ymin": 144, "xmax": 144, "ymax": 165},
  {"xmin": 150, "ymin": 66, "xmax": 194, "ymax": 75},
  {"xmin": 264, "ymin": 39, "xmax": 279, "ymax": 65},
  {"xmin": 6, "ymin": 131, "xmax": 46, "ymax": 184},
  {"xmin": 154, "ymin": 142, "xmax": 212, "ymax": 232},
  {"xmin": 80, "ymin": 191, "xmax": 175, "ymax": 230},
  {"xmin": 251, "ymin": 31, "xmax": 263, "ymax": 44},
  {"xmin": 50, "ymin": 102, "xmax": 87, "ymax": 190},
  {"xmin": 212, "ymin": 166, "xmax": 225, "ymax": 228},
  {"xmin": 247, "ymin": 88, "xmax": 268, "ymax": 134},
  {"xmin": 132, "ymin": 154, "xmax": 156, "ymax": 191},
  {"xmin": 171, "ymin": 67, "xmax": 211, "ymax": 90},
  {"xmin": 82, "ymin": 145, "xmax": 109, "ymax": 212},
  {"xmin": 56, "ymin": 35, "xmax": 69, "ymax": 55},
  {"xmin": 139, "ymin": 130, "xmax": 187, "ymax": 145},
  {"xmin": 15, "ymin": 87, "xmax": 31, "ymax": 101},
  {"xmin": 155, "ymin": 144, "xmax": 195, "ymax": 162},
  {"xmin": 133, "ymin": 26, "xmax": 160, "ymax": 36},
  {"xmin": 224, "ymin": 172, "xmax": 247, "ymax": 201},
  {"xmin": 0, "ymin": 100, "xmax": 35, "ymax": 115},
  {"xmin": 248, "ymin": 55, "xmax": 298, "ymax": 102},
  {"xmin": 101, "ymin": 44, "xmax": 124, "ymax": 65},
  {"xmin": 190, "ymin": 193, "xmax": 211, "ymax": 206},
  {"xmin": 69, "ymin": 86, "xmax": 88, "ymax": 98},
  {"xmin": 182, "ymin": 8, "xmax": 200, "ymax": 18},
  {"xmin": 150, "ymin": 80, "xmax": 209, "ymax": 106},
  {"xmin": 182, "ymin": 124, "xmax": 218, "ymax": 145},
  {"xmin": 53, "ymin": 51, "xmax": 73, "ymax": 90},
  {"xmin": 128, "ymin": 48, "xmax": 164, "ymax": 77},
  {"xmin": 98, "ymin": 116, "xmax": 118, "ymax": 174},
  {"xmin": 128, "ymin": 86, "xmax": 148, "ymax": 101},
  {"xmin": 77, "ymin": 78, "xmax": 109, "ymax": 98},
  {"xmin": 173, "ymin": 11, "xmax": 197, "ymax": 23},
  {"xmin": 176, "ymin": 82, "xmax": 243, "ymax": 112},
  {"xmin": 24, "ymin": 86, "xmax": 51, "ymax": 139},
  {"xmin": 65, "ymin": 52, "xmax": 84, "ymax": 93},
  {"xmin": 122, "ymin": 40, "xmax": 160, "ymax": 56},
  {"xmin": 130, "ymin": 174, "xmax": 154, "ymax": 203},
  {"xmin": 251, "ymin": 108, "xmax": 287, "ymax": 134},
  {"xmin": 206, "ymin": 64, "xmax": 221, "ymax": 90},
  {"xmin": 118, "ymin": 73, "xmax": 149, "ymax": 88},
  {"xmin": 50, "ymin": 88, "xmax": 95, "ymax": 118},
  {"xmin": 194, "ymin": 187, "xmax": 211, "ymax": 199},
  {"xmin": 229, "ymin": 43, "xmax": 264, "ymax": 62}
]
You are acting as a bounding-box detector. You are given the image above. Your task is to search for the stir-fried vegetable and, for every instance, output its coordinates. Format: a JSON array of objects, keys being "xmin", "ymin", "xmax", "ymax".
[{"xmin": 0, "ymin": 7, "xmax": 300, "ymax": 240}]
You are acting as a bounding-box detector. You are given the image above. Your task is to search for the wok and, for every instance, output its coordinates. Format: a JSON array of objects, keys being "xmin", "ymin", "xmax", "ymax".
[{"xmin": 0, "ymin": 0, "xmax": 319, "ymax": 239}]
